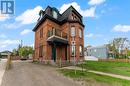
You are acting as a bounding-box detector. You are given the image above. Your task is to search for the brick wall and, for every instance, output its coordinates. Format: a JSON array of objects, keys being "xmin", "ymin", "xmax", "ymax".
[{"xmin": 34, "ymin": 19, "xmax": 84, "ymax": 62}]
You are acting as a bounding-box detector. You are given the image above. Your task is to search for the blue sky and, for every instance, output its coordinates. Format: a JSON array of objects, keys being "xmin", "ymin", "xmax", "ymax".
[{"xmin": 0, "ymin": 0, "xmax": 130, "ymax": 51}]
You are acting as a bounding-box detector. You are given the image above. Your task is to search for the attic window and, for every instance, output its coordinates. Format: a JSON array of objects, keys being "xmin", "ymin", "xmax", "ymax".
[
  {"xmin": 71, "ymin": 14, "xmax": 74, "ymax": 20},
  {"xmin": 74, "ymin": 16, "xmax": 77, "ymax": 20},
  {"xmin": 71, "ymin": 14, "xmax": 78, "ymax": 20},
  {"xmin": 52, "ymin": 10, "xmax": 58, "ymax": 19}
]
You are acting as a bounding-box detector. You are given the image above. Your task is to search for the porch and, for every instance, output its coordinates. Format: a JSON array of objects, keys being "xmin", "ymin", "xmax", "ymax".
[{"xmin": 47, "ymin": 28, "xmax": 68, "ymax": 63}]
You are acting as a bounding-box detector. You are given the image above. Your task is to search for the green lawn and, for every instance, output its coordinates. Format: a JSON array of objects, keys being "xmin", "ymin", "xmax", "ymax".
[
  {"xmin": 60, "ymin": 69, "xmax": 130, "ymax": 86},
  {"xmin": 79, "ymin": 61, "xmax": 130, "ymax": 77}
]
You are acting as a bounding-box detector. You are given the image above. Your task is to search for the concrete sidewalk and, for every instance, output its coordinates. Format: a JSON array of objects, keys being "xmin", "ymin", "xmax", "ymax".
[
  {"xmin": 88, "ymin": 70, "xmax": 130, "ymax": 81},
  {"xmin": 62, "ymin": 66, "xmax": 130, "ymax": 81},
  {"xmin": 0, "ymin": 59, "xmax": 7, "ymax": 86}
]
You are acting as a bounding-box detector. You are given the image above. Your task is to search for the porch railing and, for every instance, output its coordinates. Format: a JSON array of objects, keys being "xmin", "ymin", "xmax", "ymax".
[{"xmin": 48, "ymin": 28, "xmax": 68, "ymax": 39}]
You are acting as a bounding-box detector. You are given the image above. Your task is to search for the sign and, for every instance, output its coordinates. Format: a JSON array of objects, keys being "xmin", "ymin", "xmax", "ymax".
[{"xmin": 1, "ymin": 0, "xmax": 14, "ymax": 14}]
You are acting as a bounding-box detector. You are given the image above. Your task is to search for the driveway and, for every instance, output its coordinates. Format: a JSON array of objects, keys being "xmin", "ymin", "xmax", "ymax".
[
  {"xmin": 1, "ymin": 61, "xmax": 81, "ymax": 86},
  {"xmin": 0, "ymin": 59, "xmax": 7, "ymax": 86}
]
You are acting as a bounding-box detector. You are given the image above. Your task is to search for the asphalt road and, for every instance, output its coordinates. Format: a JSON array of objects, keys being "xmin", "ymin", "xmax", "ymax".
[{"xmin": 1, "ymin": 61, "xmax": 81, "ymax": 86}]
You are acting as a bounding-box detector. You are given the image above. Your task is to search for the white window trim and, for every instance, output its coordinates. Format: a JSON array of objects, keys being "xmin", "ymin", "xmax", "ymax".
[
  {"xmin": 71, "ymin": 27, "xmax": 76, "ymax": 37},
  {"xmin": 71, "ymin": 45, "xmax": 76, "ymax": 56},
  {"xmin": 79, "ymin": 29, "xmax": 82, "ymax": 38},
  {"xmin": 79, "ymin": 45, "xmax": 83, "ymax": 56}
]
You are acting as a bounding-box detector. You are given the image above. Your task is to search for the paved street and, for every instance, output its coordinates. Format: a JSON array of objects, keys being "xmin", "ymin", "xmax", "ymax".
[{"xmin": 1, "ymin": 61, "xmax": 81, "ymax": 86}]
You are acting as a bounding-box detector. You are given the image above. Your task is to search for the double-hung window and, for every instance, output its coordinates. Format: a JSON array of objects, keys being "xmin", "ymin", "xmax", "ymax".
[
  {"xmin": 40, "ymin": 28, "xmax": 43, "ymax": 38},
  {"xmin": 79, "ymin": 29, "xmax": 82, "ymax": 38},
  {"xmin": 71, "ymin": 45, "xmax": 76, "ymax": 56},
  {"xmin": 79, "ymin": 45, "xmax": 83, "ymax": 56},
  {"xmin": 71, "ymin": 27, "xmax": 76, "ymax": 37}
]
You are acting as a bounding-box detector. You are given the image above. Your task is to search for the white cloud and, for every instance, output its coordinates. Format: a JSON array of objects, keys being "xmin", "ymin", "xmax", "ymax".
[
  {"xmin": 1, "ymin": 45, "xmax": 7, "ymax": 48},
  {"xmin": 20, "ymin": 29, "xmax": 32, "ymax": 35},
  {"xmin": 29, "ymin": 43, "xmax": 34, "ymax": 49},
  {"xmin": 88, "ymin": 0, "xmax": 106, "ymax": 5},
  {"xmin": 15, "ymin": 6, "xmax": 43, "ymax": 24},
  {"xmin": 0, "ymin": 34, "xmax": 7, "ymax": 38},
  {"xmin": 85, "ymin": 33, "xmax": 94, "ymax": 37},
  {"xmin": 0, "ymin": 13, "xmax": 10, "ymax": 21},
  {"xmin": 1, "ymin": 22, "xmax": 22, "ymax": 29},
  {"xmin": 0, "ymin": 6, "xmax": 43, "ymax": 29},
  {"xmin": 85, "ymin": 33, "xmax": 103, "ymax": 38},
  {"xmin": 0, "ymin": 39, "xmax": 20, "ymax": 51},
  {"xmin": 0, "ymin": 39, "xmax": 19, "ymax": 49},
  {"xmin": 113, "ymin": 24, "xmax": 130, "ymax": 32},
  {"xmin": 60, "ymin": 2, "xmax": 96, "ymax": 17},
  {"xmin": 30, "ymin": 43, "xmax": 34, "ymax": 47},
  {"xmin": 0, "ymin": 39, "xmax": 19, "ymax": 45}
]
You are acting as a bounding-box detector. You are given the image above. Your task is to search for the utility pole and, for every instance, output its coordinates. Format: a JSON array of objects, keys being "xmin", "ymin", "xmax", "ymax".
[{"xmin": 21, "ymin": 40, "xmax": 23, "ymax": 47}]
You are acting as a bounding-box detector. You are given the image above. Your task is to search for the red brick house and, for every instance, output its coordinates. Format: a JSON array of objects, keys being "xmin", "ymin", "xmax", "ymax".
[{"xmin": 33, "ymin": 6, "xmax": 84, "ymax": 63}]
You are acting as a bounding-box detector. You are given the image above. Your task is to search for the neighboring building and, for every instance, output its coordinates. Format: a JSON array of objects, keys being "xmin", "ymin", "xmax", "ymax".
[
  {"xmin": 0, "ymin": 51, "xmax": 12, "ymax": 59},
  {"xmin": 84, "ymin": 46, "xmax": 109, "ymax": 59},
  {"xmin": 33, "ymin": 6, "xmax": 84, "ymax": 63}
]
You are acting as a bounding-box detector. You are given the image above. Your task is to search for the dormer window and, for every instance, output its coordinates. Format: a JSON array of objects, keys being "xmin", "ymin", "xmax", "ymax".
[{"xmin": 52, "ymin": 10, "xmax": 58, "ymax": 19}]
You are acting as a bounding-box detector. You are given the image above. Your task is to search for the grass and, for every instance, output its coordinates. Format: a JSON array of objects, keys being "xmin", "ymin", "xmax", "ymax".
[
  {"xmin": 79, "ymin": 61, "xmax": 130, "ymax": 77},
  {"xmin": 60, "ymin": 69, "xmax": 130, "ymax": 86}
]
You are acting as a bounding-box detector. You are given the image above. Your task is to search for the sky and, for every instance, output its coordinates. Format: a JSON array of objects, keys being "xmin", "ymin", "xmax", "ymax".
[{"xmin": 0, "ymin": 0, "xmax": 130, "ymax": 51}]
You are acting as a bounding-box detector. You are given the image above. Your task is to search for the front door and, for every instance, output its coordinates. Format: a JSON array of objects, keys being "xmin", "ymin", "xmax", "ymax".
[{"xmin": 52, "ymin": 45, "xmax": 56, "ymax": 62}]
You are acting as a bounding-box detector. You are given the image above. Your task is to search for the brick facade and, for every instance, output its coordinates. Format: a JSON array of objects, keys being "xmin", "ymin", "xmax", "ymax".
[{"xmin": 33, "ymin": 6, "xmax": 84, "ymax": 63}]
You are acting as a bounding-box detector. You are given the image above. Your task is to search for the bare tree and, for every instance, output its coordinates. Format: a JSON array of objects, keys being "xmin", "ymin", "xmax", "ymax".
[{"xmin": 107, "ymin": 38, "xmax": 130, "ymax": 58}]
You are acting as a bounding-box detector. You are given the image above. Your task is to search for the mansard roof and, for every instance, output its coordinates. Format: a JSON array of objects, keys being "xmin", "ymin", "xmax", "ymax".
[{"xmin": 33, "ymin": 5, "xmax": 84, "ymax": 31}]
